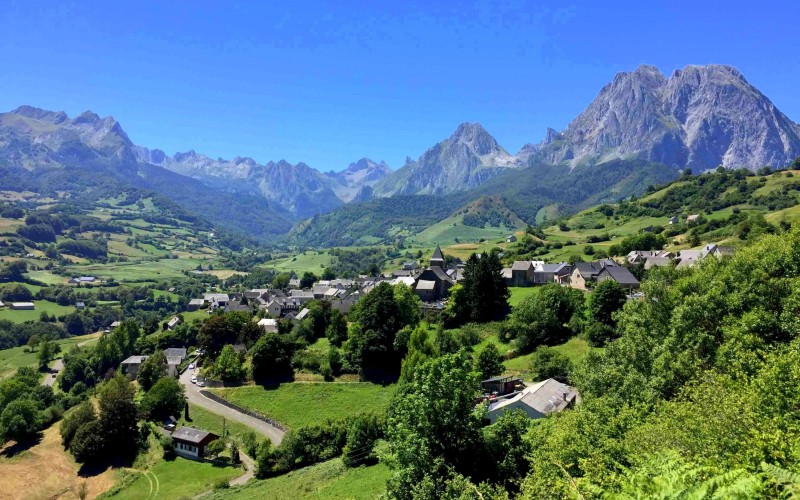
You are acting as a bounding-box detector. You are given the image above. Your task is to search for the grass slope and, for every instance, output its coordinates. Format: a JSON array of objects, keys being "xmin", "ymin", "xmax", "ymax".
[
  {"xmin": 102, "ymin": 456, "xmax": 240, "ymax": 500},
  {"xmin": 0, "ymin": 425, "xmax": 116, "ymax": 499},
  {"xmin": 206, "ymin": 458, "xmax": 390, "ymax": 500},
  {"xmin": 0, "ymin": 332, "xmax": 100, "ymax": 379},
  {"xmin": 210, "ymin": 383, "xmax": 396, "ymax": 430}
]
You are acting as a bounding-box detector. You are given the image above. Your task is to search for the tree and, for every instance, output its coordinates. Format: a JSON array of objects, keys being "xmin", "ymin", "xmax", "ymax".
[
  {"xmin": 272, "ymin": 273, "xmax": 291, "ymax": 289},
  {"xmin": 529, "ymin": 346, "xmax": 571, "ymax": 383},
  {"xmin": 321, "ymin": 268, "xmax": 336, "ymax": 281},
  {"xmin": 197, "ymin": 315, "xmax": 238, "ymax": 357},
  {"xmin": 96, "ymin": 374, "xmax": 138, "ymax": 459},
  {"xmin": 300, "ymin": 271, "xmax": 317, "ymax": 289},
  {"xmin": 346, "ymin": 282, "xmax": 411, "ymax": 380},
  {"xmin": 0, "ymin": 398, "xmax": 41, "ymax": 443},
  {"xmin": 141, "ymin": 377, "xmax": 185, "ymax": 421},
  {"xmin": 70, "ymin": 420, "xmax": 106, "ymax": 464},
  {"xmin": 587, "ymin": 280, "xmax": 627, "ymax": 327},
  {"xmin": 214, "ymin": 344, "xmax": 244, "ymax": 382},
  {"xmin": 485, "ymin": 410, "xmax": 532, "ymax": 491},
  {"xmin": 137, "ymin": 351, "xmax": 167, "ymax": 391},
  {"xmin": 37, "ymin": 339, "xmax": 60, "ymax": 370},
  {"xmin": 251, "ymin": 334, "xmax": 294, "ymax": 381},
  {"xmin": 325, "ymin": 309, "xmax": 348, "ymax": 347},
  {"xmin": 393, "ymin": 284, "xmax": 422, "ymax": 328},
  {"xmin": 342, "ymin": 414, "xmax": 382, "ymax": 467},
  {"xmin": 386, "ymin": 352, "xmax": 484, "ymax": 498},
  {"xmin": 400, "ymin": 324, "xmax": 438, "ymax": 383},
  {"xmin": 60, "ymin": 400, "xmax": 96, "ymax": 450},
  {"xmin": 475, "ymin": 343, "xmax": 504, "ymax": 380},
  {"xmin": 448, "ymin": 252, "xmax": 509, "ymax": 325}
]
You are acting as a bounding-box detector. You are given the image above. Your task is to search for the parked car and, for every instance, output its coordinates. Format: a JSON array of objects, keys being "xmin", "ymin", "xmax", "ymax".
[
  {"xmin": 196, "ymin": 380, "xmax": 205, "ymax": 387},
  {"xmin": 188, "ymin": 363, "xmax": 195, "ymax": 370},
  {"xmin": 190, "ymin": 376, "xmax": 197, "ymax": 384}
]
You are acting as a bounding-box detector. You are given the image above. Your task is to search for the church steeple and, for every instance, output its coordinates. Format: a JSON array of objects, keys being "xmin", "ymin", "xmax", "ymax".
[{"xmin": 430, "ymin": 245, "xmax": 445, "ymax": 269}]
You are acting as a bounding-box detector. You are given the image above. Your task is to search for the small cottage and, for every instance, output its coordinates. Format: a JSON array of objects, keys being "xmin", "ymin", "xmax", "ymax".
[{"xmin": 172, "ymin": 426, "xmax": 219, "ymax": 459}]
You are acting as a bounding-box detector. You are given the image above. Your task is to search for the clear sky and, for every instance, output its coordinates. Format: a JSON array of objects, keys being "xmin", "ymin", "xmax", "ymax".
[{"xmin": 1, "ymin": 1, "xmax": 798, "ymax": 171}]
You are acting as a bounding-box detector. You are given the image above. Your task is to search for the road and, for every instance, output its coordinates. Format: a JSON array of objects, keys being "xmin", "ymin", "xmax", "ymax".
[
  {"xmin": 179, "ymin": 368, "xmax": 285, "ymax": 445},
  {"xmin": 43, "ymin": 358, "xmax": 63, "ymax": 387}
]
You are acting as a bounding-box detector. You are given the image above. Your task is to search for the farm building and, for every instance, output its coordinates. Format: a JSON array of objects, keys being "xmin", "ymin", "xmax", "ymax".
[
  {"xmin": 486, "ymin": 378, "xmax": 578, "ymax": 424},
  {"xmin": 10, "ymin": 302, "xmax": 35, "ymax": 310},
  {"xmin": 172, "ymin": 426, "xmax": 219, "ymax": 459},
  {"xmin": 481, "ymin": 375, "xmax": 524, "ymax": 397},
  {"xmin": 166, "ymin": 316, "xmax": 182, "ymax": 330},
  {"xmin": 187, "ymin": 298, "xmax": 206, "ymax": 311}
]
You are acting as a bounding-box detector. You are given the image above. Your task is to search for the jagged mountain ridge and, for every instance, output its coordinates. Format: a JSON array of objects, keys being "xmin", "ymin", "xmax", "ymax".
[
  {"xmin": 373, "ymin": 122, "xmax": 522, "ymax": 197},
  {"xmin": 133, "ymin": 147, "xmax": 392, "ymax": 216},
  {"xmin": 520, "ymin": 64, "xmax": 800, "ymax": 170}
]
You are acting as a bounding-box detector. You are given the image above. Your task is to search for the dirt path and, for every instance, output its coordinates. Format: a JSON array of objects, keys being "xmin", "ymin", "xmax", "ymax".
[
  {"xmin": 193, "ymin": 451, "xmax": 255, "ymax": 498},
  {"xmin": 180, "ymin": 369, "xmax": 284, "ymax": 445}
]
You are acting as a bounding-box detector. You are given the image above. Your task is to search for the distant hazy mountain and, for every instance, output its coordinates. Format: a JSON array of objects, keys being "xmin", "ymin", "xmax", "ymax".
[
  {"xmin": 0, "ymin": 106, "xmax": 293, "ymax": 238},
  {"xmin": 374, "ymin": 122, "xmax": 522, "ymax": 196},
  {"xmin": 520, "ymin": 64, "xmax": 800, "ymax": 170},
  {"xmin": 132, "ymin": 148, "xmax": 391, "ymax": 216},
  {"xmin": 325, "ymin": 158, "xmax": 392, "ymax": 202}
]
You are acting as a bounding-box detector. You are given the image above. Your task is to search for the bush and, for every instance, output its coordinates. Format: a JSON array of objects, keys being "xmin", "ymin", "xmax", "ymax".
[
  {"xmin": 212, "ymin": 478, "xmax": 230, "ymax": 490},
  {"xmin": 586, "ymin": 321, "xmax": 616, "ymax": 347},
  {"xmin": 529, "ymin": 346, "xmax": 572, "ymax": 383}
]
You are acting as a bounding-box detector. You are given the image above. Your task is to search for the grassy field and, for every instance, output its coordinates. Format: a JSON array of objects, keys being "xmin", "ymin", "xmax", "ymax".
[
  {"xmin": 206, "ymin": 458, "xmax": 390, "ymax": 500},
  {"xmin": 103, "ymin": 456, "xmax": 240, "ymax": 500},
  {"xmin": 63, "ymin": 256, "xmax": 209, "ymax": 282},
  {"xmin": 0, "ymin": 332, "xmax": 101, "ymax": 378},
  {"xmin": 25, "ymin": 270, "xmax": 68, "ymax": 285},
  {"xmin": 211, "ymin": 383, "xmax": 396, "ymax": 430},
  {"xmin": 261, "ymin": 251, "xmax": 335, "ymax": 275},
  {"xmin": 508, "ymin": 287, "xmax": 539, "ymax": 308},
  {"xmin": 0, "ymin": 300, "xmax": 75, "ymax": 323},
  {"xmin": 179, "ymin": 403, "xmax": 254, "ymax": 443},
  {"xmin": 504, "ymin": 337, "xmax": 595, "ymax": 374},
  {"xmin": 0, "ymin": 424, "xmax": 116, "ymax": 499}
]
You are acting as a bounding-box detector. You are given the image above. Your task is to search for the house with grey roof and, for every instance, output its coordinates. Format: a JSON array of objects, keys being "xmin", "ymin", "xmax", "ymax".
[
  {"xmin": 534, "ymin": 263, "xmax": 572, "ymax": 284},
  {"xmin": 121, "ymin": 355, "xmax": 149, "ymax": 379},
  {"xmin": 172, "ymin": 426, "xmax": 219, "ymax": 459},
  {"xmin": 644, "ymin": 256, "xmax": 673, "ymax": 269},
  {"xmin": 596, "ymin": 265, "xmax": 640, "ymax": 289},
  {"xmin": 486, "ymin": 378, "xmax": 578, "ymax": 423},
  {"xmin": 510, "ymin": 261, "xmax": 535, "ymax": 286}
]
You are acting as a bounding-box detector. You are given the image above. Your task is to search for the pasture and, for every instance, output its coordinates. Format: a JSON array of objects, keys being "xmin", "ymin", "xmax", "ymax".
[
  {"xmin": 0, "ymin": 332, "xmax": 101, "ymax": 379},
  {"xmin": 211, "ymin": 382, "xmax": 396, "ymax": 430}
]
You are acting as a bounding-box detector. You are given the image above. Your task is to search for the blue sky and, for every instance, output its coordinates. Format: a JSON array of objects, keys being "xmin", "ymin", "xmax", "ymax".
[{"xmin": 1, "ymin": 1, "xmax": 798, "ymax": 171}]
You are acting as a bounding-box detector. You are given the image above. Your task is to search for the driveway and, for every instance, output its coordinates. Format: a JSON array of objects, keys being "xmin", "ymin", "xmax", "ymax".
[{"xmin": 180, "ymin": 369, "xmax": 284, "ymax": 445}]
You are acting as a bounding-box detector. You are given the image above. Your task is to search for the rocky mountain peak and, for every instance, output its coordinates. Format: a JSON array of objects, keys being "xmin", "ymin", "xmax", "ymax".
[
  {"xmin": 529, "ymin": 64, "xmax": 800, "ymax": 170},
  {"xmin": 11, "ymin": 105, "xmax": 68, "ymax": 124}
]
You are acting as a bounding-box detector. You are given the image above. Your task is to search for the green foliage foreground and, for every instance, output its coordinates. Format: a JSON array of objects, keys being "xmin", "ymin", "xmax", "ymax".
[
  {"xmin": 383, "ymin": 227, "xmax": 800, "ymax": 499},
  {"xmin": 523, "ymin": 226, "xmax": 800, "ymax": 498}
]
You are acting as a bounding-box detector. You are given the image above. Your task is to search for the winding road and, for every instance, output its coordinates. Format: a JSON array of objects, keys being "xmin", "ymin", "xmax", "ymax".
[{"xmin": 179, "ymin": 368, "xmax": 285, "ymax": 445}]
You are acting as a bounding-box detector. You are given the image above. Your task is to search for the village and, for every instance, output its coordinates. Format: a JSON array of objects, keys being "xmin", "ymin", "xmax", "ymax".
[{"xmin": 102, "ymin": 238, "xmax": 738, "ymax": 464}]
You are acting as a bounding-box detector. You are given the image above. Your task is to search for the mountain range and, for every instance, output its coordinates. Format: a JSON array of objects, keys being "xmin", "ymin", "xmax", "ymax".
[{"xmin": 1, "ymin": 64, "xmax": 799, "ymax": 244}]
